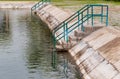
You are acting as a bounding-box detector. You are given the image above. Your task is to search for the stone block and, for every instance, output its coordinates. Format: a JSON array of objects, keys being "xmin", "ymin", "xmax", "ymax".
[
  {"xmin": 76, "ymin": 48, "xmax": 95, "ymax": 65},
  {"xmin": 89, "ymin": 60, "xmax": 118, "ymax": 79},
  {"xmin": 69, "ymin": 41, "xmax": 88, "ymax": 57},
  {"xmin": 82, "ymin": 52, "xmax": 104, "ymax": 73}
]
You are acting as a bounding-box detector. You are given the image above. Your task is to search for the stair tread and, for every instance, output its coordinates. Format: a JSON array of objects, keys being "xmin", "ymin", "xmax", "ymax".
[
  {"xmin": 74, "ymin": 30, "xmax": 86, "ymax": 37},
  {"xmin": 69, "ymin": 35, "xmax": 82, "ymax": 39},
  {"xmin": 69, "ymin": 35, "xmax": 82, "ymax": 42},
  {"xmin": 56, "ymin": 45, "xmax": 67, "ymax": 52},
  {"xmin": 56, "ymin": 45, "xmax": 63, "ymax": 49},
  {"xmin": 70, "ymin": 40, "xmax": 79, "ymax": 47}
]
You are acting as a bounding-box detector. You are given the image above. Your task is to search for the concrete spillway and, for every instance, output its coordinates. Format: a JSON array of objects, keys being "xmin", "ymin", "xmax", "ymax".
[{"xmin": 34, "ymin": 4, "xmax": 120, "ymax": 79}]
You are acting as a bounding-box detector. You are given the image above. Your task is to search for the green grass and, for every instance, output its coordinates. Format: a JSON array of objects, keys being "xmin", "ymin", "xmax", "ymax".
[{"xmin": 52, "ymin": 0, "xmax": 120, "ymax": 6}]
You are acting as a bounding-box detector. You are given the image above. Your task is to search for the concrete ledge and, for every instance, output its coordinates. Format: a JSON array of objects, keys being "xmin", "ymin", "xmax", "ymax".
[{"xmin": 0, "ymin": 1, "xmax": 36, "ymax": 9}]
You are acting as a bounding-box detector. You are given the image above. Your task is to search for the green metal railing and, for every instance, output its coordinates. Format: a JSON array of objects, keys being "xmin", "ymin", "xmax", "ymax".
[
  {"xmin": 53, "ymin": 4, "xmax": 108, "ymax": 44},
  {"xmin": 31, "ymin": 0, "xmax": 51, "ymax": 11}
]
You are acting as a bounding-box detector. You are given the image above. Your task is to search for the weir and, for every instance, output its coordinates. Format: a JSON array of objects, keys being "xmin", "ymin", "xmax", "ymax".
[{"xmin": 31, "ymin": 0, "xmax": 120, "ymax": 79}]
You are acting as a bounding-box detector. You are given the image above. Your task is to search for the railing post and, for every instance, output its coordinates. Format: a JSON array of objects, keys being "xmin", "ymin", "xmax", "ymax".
[
  {"xmin": 78, "ymin": 11, "xmax": 80, "ymax": 29},
  {"xmin": 81, "ymin": 12, "xmax": 84, "ymax": 32},
  {"xmin": 35, "ymin": 4, "xmax": 36, "ymax": 10},
  {"xmin": 65, "ymin": 22, "xmax": 68, "ymax": 42},
  {"xmin": 52, "ymin": 31, "xmax": 57, "ymax": 69},
  {"xmin": 91, "ymin": 5, "xmax": 94, "ymax": 26},
  {"xmin": 87, "ymin": 8, "xmax": 89, "ymax": 24},
  {"xmin": 101, "ymin": 6, "xmax": 104, "ymax": 23},
  {"xmin": 63, "ymin": 22, "xmax": 66, "ymax": 41},
  {"xmin": 36, "ymin": 3, "xmax": 38, "ymax": 8},
  {"xmin": 106, "ymin": 6, "xmax": 109, "ymax": 26},
  {"xmin": 53, "ymin": 32, "xmax": 56, "ymax": 48},
  {"xmin": 63, "ymin": 22, "xmax": 68, "ymax": 42}
]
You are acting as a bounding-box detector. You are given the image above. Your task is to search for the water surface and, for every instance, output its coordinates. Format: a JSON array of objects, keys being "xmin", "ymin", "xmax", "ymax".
[{"xmin": 0, "ymin": 9, "xmax": 79, "ymax": 79}]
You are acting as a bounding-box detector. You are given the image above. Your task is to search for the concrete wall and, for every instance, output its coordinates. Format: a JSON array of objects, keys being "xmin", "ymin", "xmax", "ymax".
[{"xmin": 0, "ymin": 1, "xmax": 36, "ymax": 9}]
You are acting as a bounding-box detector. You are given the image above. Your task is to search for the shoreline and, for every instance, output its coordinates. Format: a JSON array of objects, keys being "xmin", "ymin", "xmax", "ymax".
[{"xmin": 0, "ymin": 1, "xmax": 37, "ymax": 9}]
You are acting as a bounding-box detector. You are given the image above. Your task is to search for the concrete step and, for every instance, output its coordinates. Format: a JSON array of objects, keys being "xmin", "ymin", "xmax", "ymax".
[
  {"xmin": 83, "ymin": 27, "xmax": 109, "ymax": 42},
  {"xmin": 74, "ymin": 30, "xmax": 86, "ymax": 37},
  {"xmin": 88, "ymin": 33, "xmax": 117, "ymax": 50},
  {"xmin": 69, "ymin": 35, "xmax": 82, "ymax": 42},
  {"xmin": 69, "ymin": 41, "xmax": 88, "ymax": 59},
  {"xmin": 89, "ymin": 60, "xmax": 118, "ymax": 79},
  {"xmin": 76, "ymin": 48, "xmax": 95, "ymax": 65},
  {"xmin": 61, "ymin": 40, "xmax": 72, "ymax": 50},
  {"xmin": 69, "ymin": 40, "xmax": 78, "ymax": 47},
  {"xmin": 60, "ymin": 39, "xmax": 79, "ymax": 50},
  {"xmin": 55, "ymin": 44, "xmax": 67, "ymax": 52},
  {"xmin": 80, "ymin": 51, "xmax": 104, "ymax": 73},
  {"xmin": 84, "ymin": 25, "xmax": 104, "ymax": 34}
]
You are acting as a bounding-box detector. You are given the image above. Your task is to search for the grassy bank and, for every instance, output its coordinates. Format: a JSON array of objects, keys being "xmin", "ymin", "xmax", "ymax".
[
  {"xmin": 52, "ymin": 0, "xmax": 120, "ymax": 6},
  {"xmin": 52, "ymin": 0, "xmax": 120, "ymax": 27}
]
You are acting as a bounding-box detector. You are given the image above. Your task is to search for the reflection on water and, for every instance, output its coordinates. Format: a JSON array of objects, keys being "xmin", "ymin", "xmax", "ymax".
[{"xmin": 0, "ymin": 9, "xmax": 79, "ymax": 79}]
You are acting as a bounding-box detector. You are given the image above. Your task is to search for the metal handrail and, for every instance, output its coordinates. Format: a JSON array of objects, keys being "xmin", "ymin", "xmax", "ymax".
[
  {"xmin": 31, "ymin": 0, "xmax": 50, "ymax": 11},
  {"xmin": 31, "ymin": 1, "xmax": 41, "ymax": 11},
  {"xmin": 53, "ymin": 4, "xmax": 109, "ymax": 43},
  {"xmin": 53, "ymin": 5, "xmax": 89, "ymax": 31}
]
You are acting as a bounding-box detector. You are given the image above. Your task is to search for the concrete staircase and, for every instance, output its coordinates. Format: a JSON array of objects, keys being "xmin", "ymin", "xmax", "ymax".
[
  {"xmin": 52, "ymin": 4, "xmax": 108, "ymax": 52},
  {"xmin": 56, "ymin": 25, "xmax": 104, "ymax": 51}
]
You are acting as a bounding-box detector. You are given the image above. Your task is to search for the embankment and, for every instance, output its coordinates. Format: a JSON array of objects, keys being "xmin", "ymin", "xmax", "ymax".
[{"xmin": 33, "ymin": 3, "xmax": 120, "ymax": 79}]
